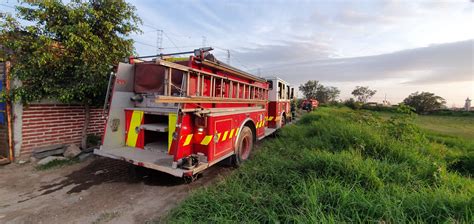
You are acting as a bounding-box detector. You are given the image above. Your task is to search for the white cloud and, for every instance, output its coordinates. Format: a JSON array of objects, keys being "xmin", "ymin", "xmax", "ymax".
[{"xmin": 250, "ymin": 39, "xmax": 473, "ymax": 84}]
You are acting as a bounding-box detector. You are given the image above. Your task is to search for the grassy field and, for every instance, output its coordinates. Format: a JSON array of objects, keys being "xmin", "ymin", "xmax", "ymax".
[
  {"xmin": 166, "ymin": 107, "xmax": 473, "ymax": 223},
  {"xmin": 415, "ymin": 115, "xmax": 474, "ymax": 140},
  {"xmin": 375, "ymin": 111, "xmax": 474, "ymax": 141}
]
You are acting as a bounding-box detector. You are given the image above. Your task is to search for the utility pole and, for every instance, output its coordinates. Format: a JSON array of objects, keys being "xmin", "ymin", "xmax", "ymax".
[
  {"xmin": 226, "ymin": 49, "xmax": 230, "ymax": 64},
  {"xmin": 157, "ymin": 29, "xmax": 163, "ymax": 54}
]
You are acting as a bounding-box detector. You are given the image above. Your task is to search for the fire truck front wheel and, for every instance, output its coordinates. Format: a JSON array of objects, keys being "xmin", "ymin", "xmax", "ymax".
[{"xmin": 234, "ymin": 126, "xmax": 254, "ymax": 166}]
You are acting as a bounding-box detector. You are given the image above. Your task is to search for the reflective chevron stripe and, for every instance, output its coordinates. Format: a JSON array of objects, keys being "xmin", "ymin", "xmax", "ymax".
[
  {"xmin": 200, "ymin": 135, "xmax": 213, "ymax": 145},
  {"xmin": 190, "ymin": 128, "xmax": 241, "ymax": 146},
  {"xmin": 126, "ymin": 111, "xmax": 143, "ymax": 147},
  {"xmin": 183, "ymin": 134, "xmax": 193, "ymax": 146},
  {"xmin": 222, "ymin": 131, "xmax": 229, "ymax": 141}
]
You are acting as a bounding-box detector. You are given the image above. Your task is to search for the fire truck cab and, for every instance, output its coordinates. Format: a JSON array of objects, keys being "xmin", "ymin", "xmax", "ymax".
[
  {"xmin": 266, "ymin": 77, "xmax": 294, "ymax": 128},
  {"xmin": 94, "ymin": 48, "xmax": 293, "ymax": 180}
]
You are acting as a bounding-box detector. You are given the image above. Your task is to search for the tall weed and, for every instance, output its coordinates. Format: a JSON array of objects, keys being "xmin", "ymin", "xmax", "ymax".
[{"xmin": 166, "ymin": 107, "xmax": 473, "ymax": 223}]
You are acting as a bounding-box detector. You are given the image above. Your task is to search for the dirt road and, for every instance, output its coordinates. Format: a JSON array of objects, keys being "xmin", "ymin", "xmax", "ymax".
[{"xmin": 0, "ymin": 157, "xmax": 232, "ymax": 223}]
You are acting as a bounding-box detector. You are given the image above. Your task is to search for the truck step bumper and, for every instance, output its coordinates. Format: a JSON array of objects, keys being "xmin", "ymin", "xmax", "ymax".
[{"xmin": 94, "ymin": 147, "xmax": 208, "ymax": 177}]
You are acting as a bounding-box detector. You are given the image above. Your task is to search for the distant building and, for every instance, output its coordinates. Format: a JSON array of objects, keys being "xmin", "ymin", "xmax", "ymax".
[
  {"xmin": 465, "ymin": 97, "xmax": 471, "ymax": 111},
  {"xmin": 365, "ymin": 102, "xmax": 378, "ymax": 107}
]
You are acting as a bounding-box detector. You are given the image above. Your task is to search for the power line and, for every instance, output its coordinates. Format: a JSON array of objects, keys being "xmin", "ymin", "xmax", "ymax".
[
  {"xmin": 135, "ymin": 42, "xmax": 203, "ymax": 51},
  {"xmin": 213, "ymin": 46, "xmax": 255, "ymax": 71},
  {"xmin": 142, "ymin": 23, "xmax": 160, "ymax": 30},
  {"xmin": 163, "ymin": 31, "xmax": 181, "ymax": 51},
  {"xmin": 139, "ymin": 22, "xmax": 210, "ymax": 54},
  {"xmin": 129, "ymin": 30, "xmax": 161, "ymax": 37},
  {"xmin": 135, "ymin": 41, "xmax": 156, "ymax": 48}
]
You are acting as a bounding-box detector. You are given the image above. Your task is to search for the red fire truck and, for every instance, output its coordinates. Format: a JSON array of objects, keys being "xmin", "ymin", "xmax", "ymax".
[
  {"xmin": 266, "ymin": 77, "xmax": 293, "ymax": 127},
  {"xmin": 301, "ymin": 99, "xmax": 319, "ymax": 112},
  {"xmin": 94, "ymin": 48, "xmax": 294, "ymax": 181}
]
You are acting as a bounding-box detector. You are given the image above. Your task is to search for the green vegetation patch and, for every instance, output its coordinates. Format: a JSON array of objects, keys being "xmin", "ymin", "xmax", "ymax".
[
  {"xmin": 35, "ymin": 158, "xmax": 79, "ymax": 171},
  {"xmin": 166, "ymin": 107, "xmax": 473, "ymax": 223},
  {"xmin": 415, "ymin": 115, "xmax": 474, "ymax": 140}
]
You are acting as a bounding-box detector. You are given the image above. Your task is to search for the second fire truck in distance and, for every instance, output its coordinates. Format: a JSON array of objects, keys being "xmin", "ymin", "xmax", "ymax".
[{"xmin": 95, "ymin": 48, "xmax": 295, "ymax": 181}]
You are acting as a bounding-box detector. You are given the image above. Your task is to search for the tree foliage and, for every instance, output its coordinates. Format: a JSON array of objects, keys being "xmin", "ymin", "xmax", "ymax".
[
  {"xmin": 299, "ymin": 80, "xmax": 340, "ymax": 104},
  {"xmin": 351, "ymin": 86, "xmax": 377, "ymax": 103},
  {"xmin": 403, "ymin": 91, "xmax": 446, "ymax": 114},
  {"xmin": 0, "ymin": 0, "xmax": 141, "ymax": 149},
  {"xmin": 0, "ymin": 0, "xmax": 141, "ymax": 105},
  {"xmin": 299, "ymin": 80, "xmax": 319, "ymax": 99}
]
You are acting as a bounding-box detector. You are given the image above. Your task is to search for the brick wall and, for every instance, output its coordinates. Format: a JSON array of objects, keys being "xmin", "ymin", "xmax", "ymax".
[{"xmin": 21, "ymin": 104, "xmax": 106, "ymax": 156}]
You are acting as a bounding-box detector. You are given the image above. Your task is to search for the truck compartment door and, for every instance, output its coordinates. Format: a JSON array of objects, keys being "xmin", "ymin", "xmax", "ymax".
[{"xmin": 102, "ymin": 63, "xmax": 135, "ymax": 148}]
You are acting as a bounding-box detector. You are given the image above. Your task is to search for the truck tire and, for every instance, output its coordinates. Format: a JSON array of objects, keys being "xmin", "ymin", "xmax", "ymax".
[{"xmin": 234, "ymin": 126, "xmax": 254, "ymax": 167}]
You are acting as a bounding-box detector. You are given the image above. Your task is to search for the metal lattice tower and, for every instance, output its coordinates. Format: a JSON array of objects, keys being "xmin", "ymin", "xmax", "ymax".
[{"xmin": 157, "ymin": 29, "xmax": 163, "ymax": 54}]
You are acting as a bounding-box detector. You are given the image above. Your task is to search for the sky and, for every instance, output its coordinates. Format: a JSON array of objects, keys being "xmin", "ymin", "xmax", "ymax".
[{"xmin": 1, "ymin": 0, "xmax": 473, "ymax": 106}]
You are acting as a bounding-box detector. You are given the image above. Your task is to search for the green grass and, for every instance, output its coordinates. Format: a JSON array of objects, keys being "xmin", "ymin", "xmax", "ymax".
[
  {"xmin": 166, "ymin": 107, "xmax": 473, "ymax": 223},
  {"xmin": 375, "ymin": 111, "xmax": 474, "ymax": 141},
  {"xmin": 415, "ymin": 115, "xmax": 474, "ymax": 140},
  {"xmin": 35, "ymin": 158, "xmax": 79, "ymax": 171}
]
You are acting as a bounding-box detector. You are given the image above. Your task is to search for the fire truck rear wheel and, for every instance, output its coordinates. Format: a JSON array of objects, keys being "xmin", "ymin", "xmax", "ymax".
[{"xmin": 234, "ymin": 126, "xmax": 254, "ymax": 166}]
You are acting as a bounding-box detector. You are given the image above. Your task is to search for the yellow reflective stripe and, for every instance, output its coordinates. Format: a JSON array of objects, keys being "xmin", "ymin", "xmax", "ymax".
[
  {"xmin": 265, "ymin": 116, "xmax": 268, "ymax": 121},
  {"xmin": 258, "ymin": 120, "xmax": 263, "ymax": 128},
  {"xmin": 229, "ymin": 128, "xmax": 235, "ymax": 138},
  {"xmin": 255, "ymin": 121, "xmax": 260, "ymax": 128},
  {"xmin": 268, "ymin": 116, "xmax": 274, "ymax": 121},
  {"xmin": 215, "ymin": 133, "xmax": 221, "ymax": 142},
  {"xmin": 201, "ymin": 135, "xmax": 213, "ymax": 145},
  {"xmin": 183, "ymin": 134, "xmax": 193, "ymax": 146},
  {"xmin": 126, "ymin": 111, "xmax": 143, "ymax": 147},
  {"xmin": 168, "ymin": 113, "xmax": 177, "ymax": 151},
  {"xmin": 260, "ymin": 120, "xmax": 264, "ymax": 127},
  {"xmin": 222, "ymin": 131, "xmax": 229, "ymax": 141},
  {"xmin": 234, "ymin": 128, "xmax": 239, "ymax": 137}
]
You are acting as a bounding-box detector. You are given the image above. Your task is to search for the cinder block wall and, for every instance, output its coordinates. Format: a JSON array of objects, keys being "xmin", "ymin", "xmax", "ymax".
[{"xmin": 20, "ymin": 104, "xmax": 106, "ymax": 156}]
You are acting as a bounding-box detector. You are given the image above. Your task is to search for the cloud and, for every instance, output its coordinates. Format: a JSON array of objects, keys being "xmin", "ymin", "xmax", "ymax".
[
  {"xmin": 221, "ymin": 40, "xmax": 333, "ymax": 70},
  {"xmin": 229, "ymin": 39, "xmax": 473, "ymax": 85}
]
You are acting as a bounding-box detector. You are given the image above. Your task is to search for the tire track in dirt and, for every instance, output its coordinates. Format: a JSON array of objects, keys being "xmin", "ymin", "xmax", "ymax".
[{"xmin": 0, "ymin": 157, "xmax": 233, "ymax": 223}]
